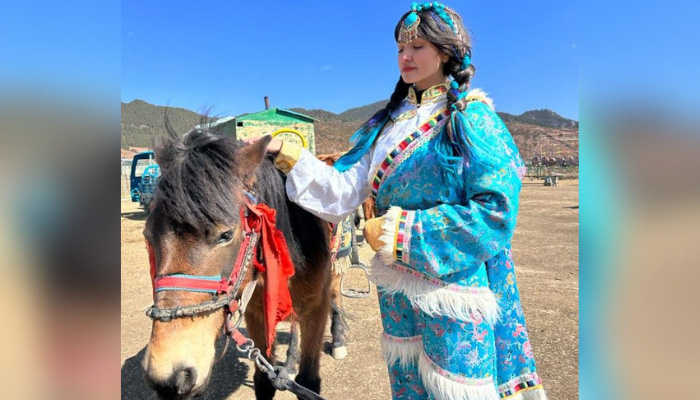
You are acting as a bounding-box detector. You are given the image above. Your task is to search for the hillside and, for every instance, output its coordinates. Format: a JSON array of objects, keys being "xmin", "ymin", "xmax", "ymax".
[
  {"xmin": 121, "ymin": 100, "xmax": 215, "ymax": 149},
  {"xmin": 498, "ymin": 109, "xmax": 579, "ymax": 129},
  {"xmin": 505, "ymin": 121, "xmax": 578, "ymax": 161},
  {"xmin": 292, "ymin": 103, "xmax": 579, "ymax": 157},
  {"xmin": 291, "ymin": 100, "xmax": 388, "ymax": 154},
  {"xmin": 122, "ymin": 100, "xmax": 577, "ymax": 160},
  {"xmin": 337, "ymin": 100, "xmax": 387, "ymax": 122}
]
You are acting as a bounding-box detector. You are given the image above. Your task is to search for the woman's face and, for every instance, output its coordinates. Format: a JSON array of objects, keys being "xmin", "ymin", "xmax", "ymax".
[{"xmin": 398, "ymin": 38, "xmax": 448, "ymax": 90}]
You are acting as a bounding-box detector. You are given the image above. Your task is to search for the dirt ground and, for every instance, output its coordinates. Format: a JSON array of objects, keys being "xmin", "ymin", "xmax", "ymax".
[{"xmin": 121, "ymin": 179, "xmax": 579, "ymax": 400}]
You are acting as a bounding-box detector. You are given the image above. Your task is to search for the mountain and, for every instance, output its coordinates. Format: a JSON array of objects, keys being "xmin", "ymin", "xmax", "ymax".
[
  {"xmin": 121, "ymin": 100, "xmax": 215, "ymax": 149},
  {"xmin": 337, "ymin": 100, "xmax": 387, "ymax": 122},
  {"xmin": 122, "ymin": 99, "xmax": 578, "ymax": 160},
  {"xmin": 288, "ymin": 108, "xmax": 339, "ymax": 122},
  {"xmin": 497, "ymin": 109, "xmax": 578, "ymax": 129},
  {"xmin": 504, "ymin": 121, "xmax": 578, "ymax": 161}
]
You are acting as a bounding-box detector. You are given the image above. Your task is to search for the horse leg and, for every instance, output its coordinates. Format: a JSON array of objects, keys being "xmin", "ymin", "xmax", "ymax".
[
  {"xmin": 244, "ymin": 291, "xmax": 277, "ymax": 400},
  {"xmin": 296, "ymin": 300, "xmax": 330, "ymax": 397},
  {"xmin": 330, "ymin": 272, "xmax": 347, "ymax": 359},
  {"xmin": 283, "ymin": 320, "xmax": 299, "ymax": 376}
]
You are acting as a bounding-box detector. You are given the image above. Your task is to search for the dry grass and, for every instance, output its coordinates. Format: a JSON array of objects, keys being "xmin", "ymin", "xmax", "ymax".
[{"xmin": 121, "ymin": 180, "xmax": 578, "ymax": 399}]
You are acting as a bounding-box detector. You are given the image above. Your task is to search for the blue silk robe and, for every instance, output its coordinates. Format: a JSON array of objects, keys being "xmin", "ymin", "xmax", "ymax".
[{"xmin": 285, "ymin": 83, "xmax": 546, "ymax": 400}]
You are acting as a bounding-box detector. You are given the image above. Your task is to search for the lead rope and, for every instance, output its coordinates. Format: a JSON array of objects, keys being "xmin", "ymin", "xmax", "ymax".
[
  {"xmin": 215, "ymin": 280, "xmax": 258, "ymax": 364},
  {"xmin": 221, "ymin": 281, "xmax": 327, "ymax": 400}
]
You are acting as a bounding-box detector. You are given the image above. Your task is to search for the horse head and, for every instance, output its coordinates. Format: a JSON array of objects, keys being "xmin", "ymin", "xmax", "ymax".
[{"xmin": 141, "ymin": 125, "xmax": 271, "ymax": 399}]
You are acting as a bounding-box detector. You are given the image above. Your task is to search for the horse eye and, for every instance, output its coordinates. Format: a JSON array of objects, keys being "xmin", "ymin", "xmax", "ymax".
[{"xmin": 217, "ymin": 230, "xmax": 234, "ymax": 244}]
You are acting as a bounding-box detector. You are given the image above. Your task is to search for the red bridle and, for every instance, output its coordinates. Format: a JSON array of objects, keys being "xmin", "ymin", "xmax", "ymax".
[{"xmin": 145, "ymin": 194, "xmax": 296, "ymax": 356}]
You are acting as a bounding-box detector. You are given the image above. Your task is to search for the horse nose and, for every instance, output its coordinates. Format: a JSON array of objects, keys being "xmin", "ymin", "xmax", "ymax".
[
  {"xmin": 173, "ymin": 366, "xmax": 197, "ymax": 395},
  {"xmin": 145, "ymin": 365, "xmax": 198, "ymax": 399}
]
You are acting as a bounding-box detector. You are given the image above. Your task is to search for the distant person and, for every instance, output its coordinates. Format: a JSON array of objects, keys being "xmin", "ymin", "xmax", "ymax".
[{"xmin": 251, "ymin": 3, "xmax": 546, "ymax": 399}]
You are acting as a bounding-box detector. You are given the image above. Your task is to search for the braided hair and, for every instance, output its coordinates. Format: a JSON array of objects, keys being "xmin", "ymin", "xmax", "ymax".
[
  {"xmin": 335, "ymin": 3, "xmax": 477, "ymax": 178},
  {"xmin": 333, "ymin": 77, "xmax": 410, "ymax": 172}
]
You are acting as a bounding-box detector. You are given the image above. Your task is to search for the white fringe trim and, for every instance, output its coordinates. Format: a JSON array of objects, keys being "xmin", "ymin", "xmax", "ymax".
[
  {"xmin": 380, "ymin": 334, "xmax": 422, "ymax": 369},
  {"xmin": 466, "ymin": 88, "xmax": 495, "ymax": 110},
  {"xmin": 331, "ymin": 255, "xmax": 351, "ymax": 275},
  {"xmin": 370, "ymin": 258, "xmax": 500, "ymax": 325},
  {"xmin": 377, "ymin": 206, "xmax": 402, "ymax": 265},
  {"xmin": 418, "ymin": 352, "xmax": 499, "ymax": 400}
]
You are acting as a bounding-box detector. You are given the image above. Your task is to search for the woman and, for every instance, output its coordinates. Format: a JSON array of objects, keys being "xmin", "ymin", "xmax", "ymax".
[{"xmin": 261, "ymin": 3, "xmax": 546, "ymax": 399}]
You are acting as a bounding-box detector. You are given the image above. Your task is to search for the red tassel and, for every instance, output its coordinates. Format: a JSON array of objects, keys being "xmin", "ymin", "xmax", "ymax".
[{"xmin": 246, "ymin": 203, "xmax": 295, "ymax": 356}]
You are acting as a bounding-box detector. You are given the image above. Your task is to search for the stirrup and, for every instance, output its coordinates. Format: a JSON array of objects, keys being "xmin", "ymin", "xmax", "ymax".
[{"xmin": 340, "ymin": 262, "xmax": 371, "ymax": 298}]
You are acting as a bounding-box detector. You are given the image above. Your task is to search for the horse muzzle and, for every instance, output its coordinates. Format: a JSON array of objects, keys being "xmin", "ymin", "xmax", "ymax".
[
  {"xmin": 144, "ymin": 357, "xmax": 217, "ymax": 400},
  {"xmin": 144, "ymin": 364, "xmax": 201, "ymax": 399}
]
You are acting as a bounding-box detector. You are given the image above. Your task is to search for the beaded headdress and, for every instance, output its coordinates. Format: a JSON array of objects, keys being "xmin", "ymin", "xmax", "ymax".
[
  {"xmin": 398, "ymin": 2, "xmax": 457, "ymax": 44},
  {"xmin": 398, "ymin": 9, "xmax": 420, "ymax": 44}
]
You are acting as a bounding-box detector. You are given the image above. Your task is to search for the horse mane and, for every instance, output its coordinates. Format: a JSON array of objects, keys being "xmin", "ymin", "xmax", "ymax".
[
  {"xmin": 154, "ymin": 115, "xmax": 242, "ymax": 232},
  {"xmin": 154, "ymin": 114, "xmax": 326, "ymax": 271}
]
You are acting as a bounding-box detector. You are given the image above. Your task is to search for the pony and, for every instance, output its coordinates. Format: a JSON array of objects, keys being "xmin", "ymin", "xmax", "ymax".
[{"xmin": 141, "ymin": 123, "xmax": 332, "ymax": 400}]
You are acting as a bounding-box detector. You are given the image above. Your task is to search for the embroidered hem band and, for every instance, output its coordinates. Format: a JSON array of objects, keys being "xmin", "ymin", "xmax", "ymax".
[{"xmin": 499, "ymin": 372, "xmax": 547, "ymax": 399}]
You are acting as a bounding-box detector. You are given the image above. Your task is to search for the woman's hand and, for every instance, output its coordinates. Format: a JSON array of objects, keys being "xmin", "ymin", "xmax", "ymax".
[
  {"xmin": 244, "ymin": 136, "xmax": 284, "ymax": 155},
  {"xmin": 363, "ymin": 216, "xmax": 386, "ymax": 252}
]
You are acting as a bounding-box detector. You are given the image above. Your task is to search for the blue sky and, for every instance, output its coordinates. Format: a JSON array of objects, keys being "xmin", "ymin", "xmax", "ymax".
[
  {"xmin": 0, "ymin": 0, "xmax": 119, "ymax": 101},
  {"xmin": 122, "ymin": 1, "xmax": 579, "ymax": 120}
]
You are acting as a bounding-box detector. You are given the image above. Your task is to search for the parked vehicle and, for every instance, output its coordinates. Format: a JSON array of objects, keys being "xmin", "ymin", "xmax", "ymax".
[{"xmin": 129, "ymin": 151, "xmax": 159, "ymax": 211}]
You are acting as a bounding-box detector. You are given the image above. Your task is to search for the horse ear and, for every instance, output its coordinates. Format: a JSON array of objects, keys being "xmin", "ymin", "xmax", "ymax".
[{"xmin": 236, "ymin": 135, "xmax": 272, "ymax": 176}]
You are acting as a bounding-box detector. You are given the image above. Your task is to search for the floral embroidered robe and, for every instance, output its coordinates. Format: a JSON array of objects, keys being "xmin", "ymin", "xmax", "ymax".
[{"xmin": 282, "ymin": 83, "xmax": 546, "ymax": 400}]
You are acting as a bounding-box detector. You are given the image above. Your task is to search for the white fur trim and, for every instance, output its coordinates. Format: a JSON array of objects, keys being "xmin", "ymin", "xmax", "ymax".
[
  {"xmin": 380, "ymin": 333, "xmax": 422, "ymax": 369},
  {"xmin": 520, "ymin": 388, "xmax": 548, "ymax": 400},
  {"xmin": 419, "ymin": 352, "xmax": 499, "ymax": 400},
  {"xmin": 466, "ymin": 88, "xmax": 495, "ymax": 110},
  {"xmin": 377, "ymin": 206, "xmax": 403, "ymax": 265},
  {"xmin": 503, "ymin": 388, "xmax": 548, "ymax": 400},
  {"xmin": 370, "ymin": 258, "xmax": 500, "ymax": 325}
]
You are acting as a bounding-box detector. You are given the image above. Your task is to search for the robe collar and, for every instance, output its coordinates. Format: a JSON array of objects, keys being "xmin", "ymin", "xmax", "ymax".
[{"xmin": 406, "ymin": 82, "xmax": 449, "ymax": 105}]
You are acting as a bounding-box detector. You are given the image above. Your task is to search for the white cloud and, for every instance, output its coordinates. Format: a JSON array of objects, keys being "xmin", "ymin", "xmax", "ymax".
[{"xmin": 321, "ymin": 65, "xmax": 332, "ymax": 71}]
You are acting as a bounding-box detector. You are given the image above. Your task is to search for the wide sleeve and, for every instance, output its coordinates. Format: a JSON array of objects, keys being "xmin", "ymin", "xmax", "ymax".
[
  {"xmin": 277, "ymin": 142, "xmax": 371, "ymax": 224},
  {"xmin": 378, "ymin": 103, "xmax": 523, "ymax": 277}
]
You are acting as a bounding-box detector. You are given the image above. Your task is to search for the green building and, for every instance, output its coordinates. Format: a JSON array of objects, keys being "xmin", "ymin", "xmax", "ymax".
[{"xmin": 204, "ymin": 106, "xmax": 317, "ymax": 155}]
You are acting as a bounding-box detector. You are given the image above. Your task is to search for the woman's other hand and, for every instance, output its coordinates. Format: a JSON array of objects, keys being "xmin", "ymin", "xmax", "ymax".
[
  {"xmin": 363, "ymin": 216, "xmax": 386, "ymax": 252},
  {"xmin": 244, "ymin": 135, "xmax": 283, "ymax": 155}
]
